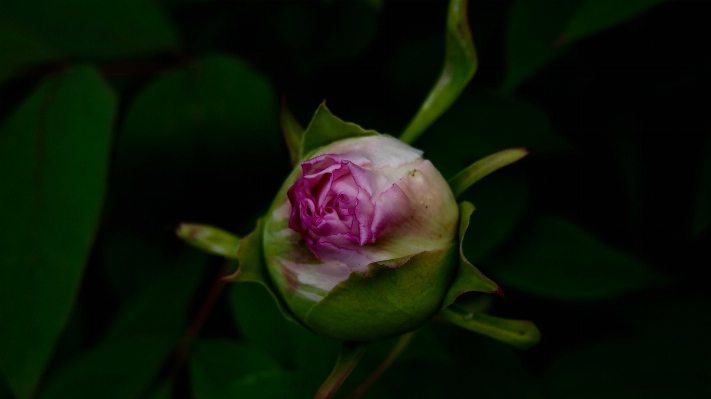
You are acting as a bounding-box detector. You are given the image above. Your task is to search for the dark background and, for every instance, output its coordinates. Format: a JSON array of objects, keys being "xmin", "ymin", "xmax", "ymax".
[{"xmin": 1, "ymin": 0, "xmax": 710, "ymax": 398}]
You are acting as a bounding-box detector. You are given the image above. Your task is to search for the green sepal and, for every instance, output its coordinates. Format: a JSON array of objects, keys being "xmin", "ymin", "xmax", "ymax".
[
  {"xmin": 304, "ymin": 245, "xmax": 457, "ymax": 342},
  {"xmin": 448, "ymin": 147, "xmax": 529, "ymax": 198},
  {"xmin": 441, "ymin": 201, "xmax": 500, "ymax": 310},
  {"xmin": 229, "ymin": 219, "xmax": 298, "ymax": 324},
  {"xmin": 176, "ymin": 223, "xmax": 241, "ymax": 259},
  {"xmin": 280, "ymin": 97, "xmax": 305, "ymax": 166},
  {"xmin": 299, "ymin": 102, "xmax": 378, "ymax": 160},
  {"xmin": 440, "ymin": 303, "xmax": 541, "ymax": 350},
  {"xmin": 400, "ymin": 0, "xmax": 478, "ymax": 144}
]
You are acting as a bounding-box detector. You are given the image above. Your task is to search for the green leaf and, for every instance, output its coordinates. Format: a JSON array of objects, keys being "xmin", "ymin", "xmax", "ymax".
[
  {"xmin": 0, "ymin": 0, "xmax": 180, "ymax": 81},
  {"xmin": 0, "ymin": 66, "xmax": 115, "ymax": 399},
  {"xmin": 448, "ymin": 148, "xmax": 529, "ymax": 198},
  {"xmin": 273, "ymin": 1, "xmax": 377, "ymax": 71},
  {"xmin": 103, "ymin": 251, "xmax": 207, "ymax": 341},
  {"xmin": 230, "ymin": 219, "xmax": 294, "ymax": 322},
  {"xmin": 38, "ymin": 243, "xmax": 206, "ymax": 399},
  {"xmin": 281, "ymin": 99, "xmax": 305, "ymax": 166},
  {"xmin": 559, "ymin": 0, "xmax": 667, "ymax": 44},
  {"xmin": 487, "ymin": 216, "xmax": 667, "ymax": 301},
  {"xmin": 116, "ymin": 54, "xmax": 279, "ymax": 174},
  {"xmin": 503, "ymin": 0, "xmax": 665, "ymax": 93},
  {"xmin": 440, "ymin": 305, "xmax": 540, "ymax": 350},
  {"xmin": 306, "ymin": 245, "xmax": 457, "ymax": 342},
  {"xmin": 461, "ymin": 177, "xmax": 529, "ymax": 263},
  {"xmin": 0, "ymin": 25, "xmax": 59, "ymax": 83},
  {"xmin": 544, "ymin": 300, "xmax": 711, "ymax": 398},
  {"xmin": 190, "ymin": 339, "xmax": 280, "ymax": 399},
  {"xmin": 400, "ymin": 0, "xmax": 478, "ymax": 144},
  {"xmin": 37, "ymin": 337, "xmax": 175, "ymax": 399},
  {"xmin": 102, "ymin": 228, "xmax": 207, "ymax": 302},
  {"xmin": 231, "ymin": 282, "xmax": 303, "ymax": 368},
  {"xmin": 299, "ymin": 103, "xmax": 378, "ymax": 160},
  {"xmin": 40, "ymin": 269, "xmax": 200, "ymax": 397},
  {"xmin": 441, "ymin": 202, "xmax": 500, "ymax": 309},
  {"xmin": 176, "ymin": 223, "xmax": 241, "ymax": 260},
  {"xmin": 692, "ymin": 135, "xmax": 711, "ymax": 235},
  {"xmin": 417, "ymin": 90, "xmax": 570, "ymax": 179},
  {"xmin": 227, "ymin": 371, "xmax": 312, "ymax": 399},
  {"xmin": 147, "ymin": 382, "xmax": 172, "ymax": 399}
]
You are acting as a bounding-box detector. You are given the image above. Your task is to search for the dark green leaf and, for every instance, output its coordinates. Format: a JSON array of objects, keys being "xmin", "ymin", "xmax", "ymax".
[
  {"xmin": 440, "ymin": 305, "xmax": 540, "ymax": 350},
  {"xmin": 400, "ymin": 0, "xmax": 478, "ymax": 144},
  {"xmin": 281, "ymin": 100, "xmax": 305, "ymax": 166},
  {"xmin": 116, "ymin": 54, "xmax": 279, "ymax": 174},
  {"xmin": 544, "ymin": 300, "xmax": 711, "ymax": 398},
  {"xmin": 39, "ymin": 244, "xmax": 206, "ymax": 399},
  {"xmin": 37, "ymin": 336, "xmax": 174, "ymax": 399},
  {"xmin": 503, "ymin": 0, "xmax": 665, "ymax": 93},
  {"xmin": 299, "ymin": 103, "xmax": 378, "ymax": 160},
  {"xmin": 0, "ymin": 0, "xmax": 179, "ymax": 81},
  {"xmin": 147, "ymin": 382, "xmax": 172, "ymax": 399},
  {"xmin": 488, "ymin": 216, "xmax": 667, "ymax": 301},
  {"xmin": 176, "ymin": 223, "xmax": 241, "ymax": 260},
  {"xmin": 441, "ymin": 202, "xmax": 500, "ymax": 309},
  {"xmin": 417, "ymin": 90, "xmax": 570, "ymax": 179},
  {"xmin": 0, "ymin": 25, "xmax": 59, "ymax": 82},
  {"xmin": 104, "ymin": 250, "xmax": 207, "ymax": 341},
  {"xmin": 273, "ymin": 1, "xmax": 377, "ymax": 71},
  {"xmin": 190, "ymin": 339, "xmax": 280, "ymax": 399},
  {"xmin": 692, "ymin": 135, "xmax": 711, "ymax": 235},
  {"xmin": 559, "ymin": 0, "xmax": 667, "ymax": 44},
  {"xmin": 448, "ymin": 148, "xmax": 529, "ymax": 198},
  {"xmin": 102, "ymin": 229, "xmax": 207, "ymax": 303},
  {"xmin": 0, "ymin": 66, "xmax": 115, "ymax": 399},
  {"xmin": 461, "ymin": 177, "xmax": 529, "ymax": 263},
  {"xmin": 227, "ymin": 371, "xmax": 312, "ymax": 399}
]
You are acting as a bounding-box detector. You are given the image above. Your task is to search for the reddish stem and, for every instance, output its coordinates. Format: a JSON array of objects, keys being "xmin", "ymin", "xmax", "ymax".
[
  {"xmin": 347, "ymin": 332, "xmax": 415, "ymax": 399},
  {"xmin": 169, "ymin": 260, "xmax": 232, "ymax": 376}
]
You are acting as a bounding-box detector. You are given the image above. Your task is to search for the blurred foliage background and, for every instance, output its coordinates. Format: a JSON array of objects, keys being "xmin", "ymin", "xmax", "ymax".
[{"xmin": 1, "ymin": 0, "xmax": 710, "ymax": 398}]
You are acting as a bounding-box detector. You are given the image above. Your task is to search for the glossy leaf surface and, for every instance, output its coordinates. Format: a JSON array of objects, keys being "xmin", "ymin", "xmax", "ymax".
[
  {"xmin": 0, "ymin": 66, "xmax": 115, "ymax": 399},
  {"xmin": 400, "ymin": 0, "xmax": 477, "ymax": 144}
]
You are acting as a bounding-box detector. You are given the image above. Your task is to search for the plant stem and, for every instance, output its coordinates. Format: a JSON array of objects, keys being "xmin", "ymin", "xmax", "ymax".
[
  {"xmin": 168, "ymin": 260, "xmax": 232, "ymax": 376},
  {"xmin": 347, "ymin": 332, "xmax": 415, "ymax": 399},
  {"xmin": 314, "ymin": 342, "xmax": 367, "ymax": 399}
]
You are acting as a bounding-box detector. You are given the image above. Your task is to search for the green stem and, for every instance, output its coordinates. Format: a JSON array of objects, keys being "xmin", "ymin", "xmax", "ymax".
[
  {"xmin": 347, "ymin": 332, "xmax": 415, "ymax": 399},
  {"xmin": 314, "ymin": 342, "xmax": 367, "ymax": 399}
]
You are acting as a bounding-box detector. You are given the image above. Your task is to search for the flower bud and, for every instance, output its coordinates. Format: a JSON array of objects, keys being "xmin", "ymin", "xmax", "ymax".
[{"xmin": 263, "ymin": 135, "xmax": 459, "ymax": 341}]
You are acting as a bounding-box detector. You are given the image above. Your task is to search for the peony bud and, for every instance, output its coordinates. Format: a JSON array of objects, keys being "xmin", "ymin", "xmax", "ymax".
[{"xmin": 263, "ymin": 134, "xmax": 460, "ymax": 341}]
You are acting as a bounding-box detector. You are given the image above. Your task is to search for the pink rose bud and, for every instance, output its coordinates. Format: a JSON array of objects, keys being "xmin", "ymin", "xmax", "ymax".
[{"xmin": 264, "ymin": 135, "xmax": 460, "ymax": 341}]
